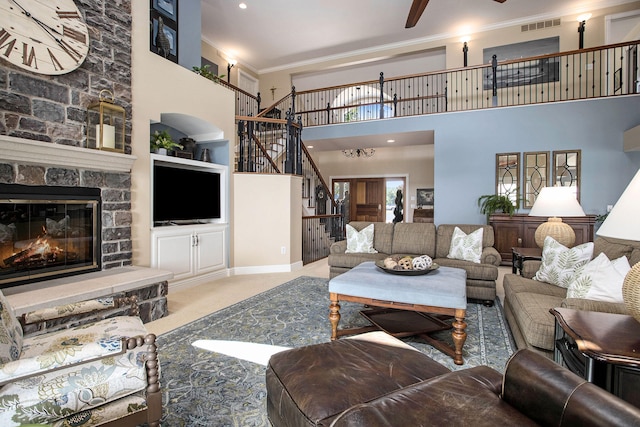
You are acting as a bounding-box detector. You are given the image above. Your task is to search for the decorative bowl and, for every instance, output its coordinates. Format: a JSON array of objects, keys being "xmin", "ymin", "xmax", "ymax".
[{"xmin": 375, "ymin": 260, "xmax": 439, "ymax": 275}]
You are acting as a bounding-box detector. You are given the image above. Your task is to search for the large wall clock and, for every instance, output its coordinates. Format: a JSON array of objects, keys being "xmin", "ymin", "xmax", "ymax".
[{"xmin": 0, "ymin": 0, "xmax": 89, "ymax": 75}]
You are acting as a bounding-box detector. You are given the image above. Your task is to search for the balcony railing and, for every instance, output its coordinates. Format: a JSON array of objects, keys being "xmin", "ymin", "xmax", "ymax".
[{"xmin": 283, "ymin": 41, "xmax": 638, "ymax": 127}]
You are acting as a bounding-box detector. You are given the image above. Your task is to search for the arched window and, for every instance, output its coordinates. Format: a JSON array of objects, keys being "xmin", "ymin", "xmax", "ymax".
[{"xmin": 331, "ymin": 85, "xmax": 394, "ymax": 123}]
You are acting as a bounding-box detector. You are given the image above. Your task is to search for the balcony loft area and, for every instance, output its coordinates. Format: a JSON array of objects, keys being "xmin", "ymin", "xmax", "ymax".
[{"xmin": 222, "ymin": 41, "xmax": 639, "ymax": 127}]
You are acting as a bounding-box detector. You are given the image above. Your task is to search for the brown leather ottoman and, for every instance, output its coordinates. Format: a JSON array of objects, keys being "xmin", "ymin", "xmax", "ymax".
[{"xmin": 265, "ymin": 332, "xmax": 450, "ymax": 427}]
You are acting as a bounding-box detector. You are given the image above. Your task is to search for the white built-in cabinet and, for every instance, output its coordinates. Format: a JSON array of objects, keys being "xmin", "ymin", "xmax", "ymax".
[
  {"xmin": 149, "ymin": 153, "xmax": 229, "ymax": 287},
  {"xmin": 151, "ymin": 223, "xmax": 227, "ymax": 285}
]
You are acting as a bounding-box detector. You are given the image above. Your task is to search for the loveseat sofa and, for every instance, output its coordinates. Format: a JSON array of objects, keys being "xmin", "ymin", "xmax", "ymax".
[
  {"xmin": 503, "ymin": 236, "xmax": 640, "ymax": 358},
  {"xmin": 328, "ymin": 222, "xmax": 501, "ymax": 303},
  {"xmin": 266, "ymin": 331, "xmax": 640, "ymax": 426}
]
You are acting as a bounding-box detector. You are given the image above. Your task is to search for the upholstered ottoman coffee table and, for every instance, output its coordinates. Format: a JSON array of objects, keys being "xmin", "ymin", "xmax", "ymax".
[{"xmin": 329, "ymin": 261, "xmax": 467, "ymax": 365}]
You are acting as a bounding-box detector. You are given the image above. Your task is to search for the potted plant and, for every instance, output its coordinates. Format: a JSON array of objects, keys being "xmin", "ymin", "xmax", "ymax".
[
  {"xmin": 477, "ymin": 192, "xmax": 518, "ymax": 222},
  {"xmin": 192, "ymin": 65, "xmax": 225, "ymax": 83},
  {"xmin": 150, "ymin": 130, "xmax": 183, "ymax": 155}
]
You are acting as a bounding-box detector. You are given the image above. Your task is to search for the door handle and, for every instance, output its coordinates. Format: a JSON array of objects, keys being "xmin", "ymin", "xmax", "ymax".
[{"xmin": 378, "ymin": 204, "xmax": 382, "ymax": 211}]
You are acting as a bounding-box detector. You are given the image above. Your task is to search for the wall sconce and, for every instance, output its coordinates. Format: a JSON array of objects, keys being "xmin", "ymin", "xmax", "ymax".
[
  {"xmin": 342, "ymin": 148, "xmax": 375, "ymax": 158},
  {"xmin": 577, "ymin": 13, "xmax": 592, "ymax": 49},
  {"xmin": 86, "ymin": 89, "xmax": 125, "ymax": 153},
  {"xmin": 227, "ymin": 59, "xmax": 237, "ymax": 83},
  {"xmin": 463, "ymin": 42, "xmax": 469, "ymax": 67}
]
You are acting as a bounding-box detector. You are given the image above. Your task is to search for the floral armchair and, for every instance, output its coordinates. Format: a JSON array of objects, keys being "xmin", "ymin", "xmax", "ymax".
[{"xmin": 0, "ymin": 290, "xmax": 161, "ymax": 426}]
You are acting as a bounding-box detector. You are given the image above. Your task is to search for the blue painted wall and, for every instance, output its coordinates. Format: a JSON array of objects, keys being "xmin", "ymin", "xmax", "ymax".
[
  {"xmin": 178, "ymin": 2, "xmax": 202, "ymax": 71},
  {"xmin": 304, "ymin": 96, "xmax": 640, "ymax": 224}
]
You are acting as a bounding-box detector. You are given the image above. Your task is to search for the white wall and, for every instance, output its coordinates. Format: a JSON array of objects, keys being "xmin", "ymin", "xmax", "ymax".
[
  {"xmin": 292, "ymin": 48, "xmax": 446, "ymax": 91},
  {"xmin": 233, "ymin": 174, "xmax": 302, "ymax": 272}
]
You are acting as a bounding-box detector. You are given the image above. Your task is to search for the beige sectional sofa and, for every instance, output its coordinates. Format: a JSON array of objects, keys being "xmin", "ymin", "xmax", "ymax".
[
  {"xmin": 503, "ymin": 236, "xmax": 640, "ymax": 358},
  {"xmin": 328, "ymin": 222, "xmax": 501, "ymax": 304}
]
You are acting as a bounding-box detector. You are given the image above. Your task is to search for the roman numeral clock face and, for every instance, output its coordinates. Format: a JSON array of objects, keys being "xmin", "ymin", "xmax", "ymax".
[{"xmin": 0, "ymin": 0, "xmax": 89, "ymax": 75}]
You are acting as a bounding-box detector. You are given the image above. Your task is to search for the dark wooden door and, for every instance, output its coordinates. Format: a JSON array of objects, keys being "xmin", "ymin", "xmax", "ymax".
[{"xmin": 353, "ymin": 178, "xmax": 385, "ymax": 222}]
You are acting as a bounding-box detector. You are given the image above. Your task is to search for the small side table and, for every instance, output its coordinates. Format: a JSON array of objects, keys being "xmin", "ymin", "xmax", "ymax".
[
  {"xmin": 551, "ymin": 307, "xmax": 640, "ymax": 408},
  {"xmin": 511, "ymin": 247, "xmax": 542, "ymax": 275}
]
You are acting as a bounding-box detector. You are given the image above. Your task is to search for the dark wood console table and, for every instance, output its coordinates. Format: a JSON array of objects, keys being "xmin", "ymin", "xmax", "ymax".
[
  {"xmin": 490, "ymin": 213, "xmax": 596, "ymax": 266},
  {"xmin": 551, "ymin": 307, "xmax": 640, "ymax": 408}
]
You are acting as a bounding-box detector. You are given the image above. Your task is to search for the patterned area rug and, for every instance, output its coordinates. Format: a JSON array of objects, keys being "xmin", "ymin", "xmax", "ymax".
[{"xmin": 157, "ymin": 276, "xmax": 515, "ymax": 426}]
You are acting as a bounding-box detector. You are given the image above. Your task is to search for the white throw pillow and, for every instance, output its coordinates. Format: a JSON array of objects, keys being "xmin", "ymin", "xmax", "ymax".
[
  {"xmin": 345, "ymin": 224, "xmax": 378, "ymax": 254},
  {"xmin": 447, "ymin": 227, "xmax": 483, "ymax": 264},
  {"xmin": 567, "ymin": 254, "xmax": 631, "ymax": 299},
  {"xmin": 533, "ymin": 236, "xmax": 594, "ymax": 288},
  {"xmin": 567, "ymin": 253, "xmax": 631, "ymax": 302}
]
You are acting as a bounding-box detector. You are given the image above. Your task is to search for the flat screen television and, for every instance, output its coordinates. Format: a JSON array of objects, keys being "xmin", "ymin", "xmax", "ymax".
[{"xmin": 153, "ymin": 164, "xmax": 221, "ymax": 224}]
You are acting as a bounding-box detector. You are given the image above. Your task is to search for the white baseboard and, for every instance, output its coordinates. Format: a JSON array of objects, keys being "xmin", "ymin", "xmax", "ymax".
[
  {"xmin": 231, "ymin": 261, "xmax": 303, "ymax": 276},
  {"xmin": 169, "ymin": 269, "xmax": 230, "ymax": 292},
  {"xmin": 167, "ymin": 261, "xmax": 305, "ymax": 292}
]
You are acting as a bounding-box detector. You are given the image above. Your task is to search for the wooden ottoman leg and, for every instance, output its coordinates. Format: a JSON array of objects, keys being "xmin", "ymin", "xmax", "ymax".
[
  {"xmin": 329, "ymin": 293, "xmax": 341, "ymax": 340},
  {"xmin": 452, "ymin": 308, "xmax": 467, "ymax": 365}
]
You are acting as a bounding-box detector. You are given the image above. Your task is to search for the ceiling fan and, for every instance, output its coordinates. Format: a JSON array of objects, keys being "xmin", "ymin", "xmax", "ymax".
[{"xmin": 406, "ymin": 0, "xmax": 507, "ymax": 28}]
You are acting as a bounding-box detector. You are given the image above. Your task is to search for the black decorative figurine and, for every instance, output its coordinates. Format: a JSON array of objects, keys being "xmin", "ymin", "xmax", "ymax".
[{"xmin": 393, "ymin": 189, "xmax": 403, "ymax": 223}]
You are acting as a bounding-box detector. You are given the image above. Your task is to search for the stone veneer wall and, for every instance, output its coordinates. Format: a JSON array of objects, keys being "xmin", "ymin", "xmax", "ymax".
[
  {"xmin": 0, "ymin": 0, "xmax": 134, "ymax": 269},
  {"xmin": 0, "ymin": 0, "xmax": 133, "ymax": 151}
]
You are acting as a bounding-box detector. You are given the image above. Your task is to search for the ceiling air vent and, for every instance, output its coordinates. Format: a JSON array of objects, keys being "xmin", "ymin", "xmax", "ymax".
[{"xmin": 521, "ymin": 18, "xmax": 561, "ymax": 32}]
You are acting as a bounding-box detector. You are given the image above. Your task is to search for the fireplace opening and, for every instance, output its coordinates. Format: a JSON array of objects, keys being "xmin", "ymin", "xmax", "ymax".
[{"xmin": 0, "ymin": 184, "xmax": 101, "ymax": 288}]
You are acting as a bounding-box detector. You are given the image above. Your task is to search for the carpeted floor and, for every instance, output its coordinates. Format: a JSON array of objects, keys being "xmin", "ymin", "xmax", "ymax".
[{"xmin": 157, "ymin": 276, "xmax": 515, "ymax": 426}]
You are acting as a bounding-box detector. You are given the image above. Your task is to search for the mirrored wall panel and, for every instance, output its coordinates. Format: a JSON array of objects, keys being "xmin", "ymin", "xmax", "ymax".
[
  {"xmin": 553, "ymin": 150, "xmax": 581, "ymax": 202},
  {"xmin": 496, "ymin": 152, "xmax": 519, "ymax": 204},
  {"xmin": 523, "ymin": 151, "xmax": 549, "ymax": 208}
]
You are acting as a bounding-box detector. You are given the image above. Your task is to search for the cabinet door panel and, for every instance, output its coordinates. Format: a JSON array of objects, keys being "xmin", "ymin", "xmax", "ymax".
[
  {"xmin": 155, "ymin": 233, "xmax": 194, "ymax": 280},
  {"xmin": 522, "ymin": 221, "xmax": 542, "ymax": 247},
  {"xmin": 195, "ymin": 228, "xmax": 225, "ymax": 274}
]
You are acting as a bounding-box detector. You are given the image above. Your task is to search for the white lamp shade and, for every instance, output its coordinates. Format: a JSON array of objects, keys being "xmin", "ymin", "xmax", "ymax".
[
  {"xmin": 597, "ymin": 169, "xmax": 640, "ymax": 241},
  {"xmin": 529, "ymin": 186, "xmax": 586, "ymax": 217}
]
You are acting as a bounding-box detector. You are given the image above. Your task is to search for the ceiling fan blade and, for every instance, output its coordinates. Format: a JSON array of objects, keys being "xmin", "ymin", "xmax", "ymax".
[
  {"xmin": 494, "ymin": 0, "xmax": 507, "ymax": 3},
  {"xmin": 405, "ymin": 0, "xmax": 429, "ymax": 29}
]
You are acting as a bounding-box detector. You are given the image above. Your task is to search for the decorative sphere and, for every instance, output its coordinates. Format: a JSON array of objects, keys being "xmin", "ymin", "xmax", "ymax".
[
  {"xmin": 398, "ymin": 256, "xmax": 413, "ymax": 270},
  {"xmin": 419, "ymin": 255, "xmax": 433, "ymax": 268},
  {"xmin": 383, "ymin": 257, "xmax": 398, "ymax": 269},
  {"xmin": 413, "ymin": 256, "xmax": 428, "ymax": 270}
]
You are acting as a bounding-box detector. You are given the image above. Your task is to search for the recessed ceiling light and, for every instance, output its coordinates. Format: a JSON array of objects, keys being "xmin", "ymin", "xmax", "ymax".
[
  {"xmin": 387, "ymin": 139, "xmax": 395, "ymax": 143},
  {"xmin": 239, "ymin": 3, "xmax": 247, "ymax": 9},
  {"xmin": 307, "ymin": 145, "xmax": 314, "ymax": 149}
]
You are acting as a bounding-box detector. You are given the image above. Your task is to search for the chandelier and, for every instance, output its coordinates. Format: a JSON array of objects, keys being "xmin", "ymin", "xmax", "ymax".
[{"xmin": 342, "ymin": 148, "xmax": 375, "ymax": 158}]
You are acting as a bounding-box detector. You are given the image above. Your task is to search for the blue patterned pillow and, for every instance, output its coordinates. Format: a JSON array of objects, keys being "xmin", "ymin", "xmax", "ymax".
[{"xmin": 0, "ymin": 290, "xmax": 23, "ymax": 363}]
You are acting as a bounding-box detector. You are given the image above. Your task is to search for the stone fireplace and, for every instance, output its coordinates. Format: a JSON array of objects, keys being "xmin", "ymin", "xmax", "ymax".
[
  {"xmin": 0, "ymin": 136, "xmax": 170, "ymax": 326},
  {"xmin": 0, "ymin": 136, "xmax": 134, "ymax": 270},
  {"xmin": 0, "ymin": 184, "xmax": 102, "ymax": 288}
]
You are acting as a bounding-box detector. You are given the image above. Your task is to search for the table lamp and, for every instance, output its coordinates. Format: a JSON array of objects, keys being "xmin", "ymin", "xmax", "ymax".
[
  {"xmin": 596, "ymin": 169, "xmax": 640, "ymax": 322},
  {"xmin": 528, "ymin": 186, "xmax": 585, "ymax": 248}
]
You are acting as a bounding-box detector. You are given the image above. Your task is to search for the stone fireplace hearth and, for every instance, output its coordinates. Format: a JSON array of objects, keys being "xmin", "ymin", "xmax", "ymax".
[{"xmin": 0, "ymin": 135, "xmax": 171, "ymax": 325}]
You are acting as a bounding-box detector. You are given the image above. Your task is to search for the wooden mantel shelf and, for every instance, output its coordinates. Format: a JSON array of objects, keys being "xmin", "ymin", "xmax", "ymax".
[{"xmin": 0, "ymin": 134, "xmax": 136, "ymax": 173}]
